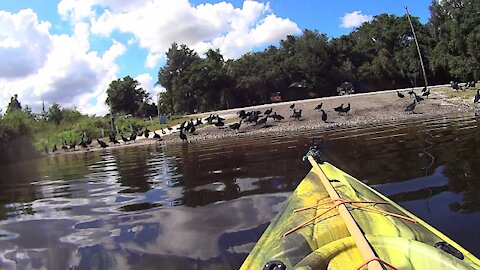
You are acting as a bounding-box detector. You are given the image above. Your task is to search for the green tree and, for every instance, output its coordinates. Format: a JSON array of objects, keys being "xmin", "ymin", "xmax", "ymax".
[
  {"xmin": 429, "ymin": 0, "xmax": 480, "ymax": 80},
  {"xmin": 157, "ymin": 43, "xmax": 201, "ymax": 113},
  {"xmin": 106, "ymin": 76, "xmax": 149, "ymax": 116},
  {"xmin": 47, "ymin": 103, "xmax": 63, "ymax": 125},
  {"xmin": 6, "ymin": 94, "xmax": 22, "ymax": 114}
]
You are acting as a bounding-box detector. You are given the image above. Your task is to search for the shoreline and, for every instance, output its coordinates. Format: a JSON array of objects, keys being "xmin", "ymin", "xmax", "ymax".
[{"xmin": 47, "ymin": 86, "xmax": 477, "ymax": 156}]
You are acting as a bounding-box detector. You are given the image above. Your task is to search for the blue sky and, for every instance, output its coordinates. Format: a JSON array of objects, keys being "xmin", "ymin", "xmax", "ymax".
[{"xmin": 0, "ymin": 0, "xmax": 433, "ymax": 115}]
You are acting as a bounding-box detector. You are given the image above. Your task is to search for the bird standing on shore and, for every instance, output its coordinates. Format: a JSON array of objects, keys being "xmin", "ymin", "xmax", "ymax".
[
  {"xmin": 334, "ymin": 104, "xmax": 344, "ymax": 114},
  {"xmin": 97, "ymin": 139, "xmax": 108, "ymax": 149},
  {"xmin": 271, "ymin": 112, "xmax": 284, "ymax": 121},
  {"xmin": 338, "ymin": 103, "xmax": 351, "ymax": 115},
  {"xmin": 474, "ymin": 89, "xmax": 480, "ymax": 104},
  {"xmin": 321, "ymin": 110, "xmax": 328, "ymax": 122},
  {"xmin": 405, "ymin": 100, "xmax": 417, "ymax": 113},
  {"xmin": 289, "ymin": 103, "xmax": 295, "ymax": 110},
  {"xmin": 290, "ymin": 109, "xmax": 302, "ymax": 120},
  {"xmin": 421, "ymin": 89, "xmax": 430, "ymax": 98},
  {"xmin": 179, "ymin": 130, "xmax": 187, "ymax": 142},
  {"xmin": 397, "ymin": 91, "xmax": 405, "ymax": 98},
  {"xmin": 229, "ymin": 120, "xmax": 242, "ymax": 132},
  {"xmin": 153, "ymin": 131, "xmax": 162, "ymax": 140},
  {"xmin": 314, "ymin": 103, "xmax": 323, "ymax": 111}
]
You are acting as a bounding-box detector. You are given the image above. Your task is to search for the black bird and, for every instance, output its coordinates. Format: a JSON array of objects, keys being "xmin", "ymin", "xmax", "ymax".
[
  {"xmin": 264, "ymin": 108, "xmax": 273, "ymax": 115},
  {"xmin": 120, "ymin": 134, "xmax": 130, "ymax": 143},
  {"xmin": 421, "ymin": 86, "xmax": 427, "ymax": 93},
  {"xmin": 408, "ymin": 89, "xmax": 415, "ymax": 97},
  {"xmin": 339, "ymin": 103, "xmax": 351, "ymax": 115},
  {"xmin": 314, "ymin": 103, "xmax": 323, "ymax": 111},
  {"xmin": 97, "ymin": 138, "xmax": 108, "ymax": 149},
  {"xmin": 78, "ymin": 139, "xmax": 88, "ymax": 149},
  {"xmin": 179, "ymin": 130, "xmax": 187, "ymax": 142},
  {"xmin": 62, "ymin": 141, "xmax": 68, "ymax": 151},
  {"xmin": 291, "ymin": 109, "xmax": 302, "ymax": 120},
  {"xmin": 190, "ymin": 125, "xmax": 196, "ymax": 134},
  {"xmin": 167, "ymin": 126, "xmax": 173, "ymax": 132},
  {"xmin": 144, "ymin": 128, "xmax": 150, "ymax": 138},
  {"xmin": 52, "ymin": 144, "xmax": 58, "ymax": 153},
  {"xmin": 474, "ymin": 89, "xmax": 480, "ymax": 104},
  {"xmin": 69, "ymin": 141, "xmax": 76, "ymax": 150},
  {"xmin": 129, "ymin": 132, "xmax": 137, "ymax": 142},
  {"xmin": 289, "ymin": 103, "xmax": 295, "ymax": 110},
  {"xmin": 334, "ymin": 104, "xmax": 344, "ymax": 114},
  {"xmin": 256, "ymin": 116, "xmax": 268, "ymax": 126},
  {"xmin": 271, "ymin": 112, "xmax": 284, "ymax": 121},
  {"xmin": 405, "ymin": 100, "xmax": 417, "ymax": 113},
  {"xmin": 397, "ymin": 91, "xmax": 405, "ymax": 98},
  {"xmin": 214, "ymin": 120, "xmax": 225, "ymax": 127},
  {"xmin": 195, "ymin": 118, "xmax": 203, "ymax": 126},
  {"xmin": 161, "ymin": 128, "xmax": 166, "ymax": 135},
  {"xmin": 421, "ymin": 89, "xmax": 430, "ymax": 98},
  {"xmin": 229, "ymin": 120, "xmax": 242, "ymax": 131},
  {"xmin": 413, "ymin": 92, "xmax": 424, "ymax": 102},
  {"xmin": 321, "ymin": 109, "xmax": 328, "ymax": 122},
  {"xmin": 451, "ymin": 82, "xmax": 460, "ymax": 91},
  {"xmin": 237, "ymin": 110, "xmax": 247, "ymax": 119},
  {"xmin": 153, "ymin": 131, "xmax": 162, "ymax": 140}
]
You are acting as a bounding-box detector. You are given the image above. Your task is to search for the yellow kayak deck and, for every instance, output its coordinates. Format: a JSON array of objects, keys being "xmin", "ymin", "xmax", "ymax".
[{"xmin": 241, "ymin": 162, "xmax": 480, "ymax": 270}]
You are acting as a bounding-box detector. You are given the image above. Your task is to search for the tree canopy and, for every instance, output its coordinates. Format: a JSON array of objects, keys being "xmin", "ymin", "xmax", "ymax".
[{"xmin": 106, "ymin": 76, "xmax": 152, "ymax": 117}]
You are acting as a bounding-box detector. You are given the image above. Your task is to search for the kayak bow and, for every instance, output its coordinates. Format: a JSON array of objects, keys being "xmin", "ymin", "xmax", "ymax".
[{"xmin": 240, "ymin": 149, "xmax": 480, "ymax": 270}]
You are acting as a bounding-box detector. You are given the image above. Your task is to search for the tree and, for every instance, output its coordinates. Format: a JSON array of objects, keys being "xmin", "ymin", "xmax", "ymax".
[
  {"xmin": 6, "ymin": 94, "xmax": 22, "ymax": 114},
  {"xmin": 429, "ymin": 0, "xmax": 480, "ymax": 80},
  {"xmin": 106, "ymin": 76, "xmax": 149, "ymax": 116},
  {"xmin": 47, "ymin": 103, "xmax": 63, "ymax": 125},
  {"xmin": 157, "ymin": 43, "xmax": 201, "ymax": 113}
]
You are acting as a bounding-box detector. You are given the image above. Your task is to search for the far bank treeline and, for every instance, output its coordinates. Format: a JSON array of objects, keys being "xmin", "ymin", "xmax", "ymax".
[{"xmin": 153, "ymin": 2, "xmax": 479, "ymax": 114}]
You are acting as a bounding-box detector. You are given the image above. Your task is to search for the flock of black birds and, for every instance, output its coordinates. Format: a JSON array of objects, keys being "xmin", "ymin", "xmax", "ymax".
[
  {"xmin": 396, "ymin": 86, "xmax": 431, "ymax": 114},
  {"xmin": 397, "ymin": 82, "xmax": 480, "ymax": 114},
  {"xmin": 46, "ymin": 126, "xmax": 164, "ymax": 154},
  {"xmin": 47, "ymin": 82, "xmax": 480, "ymax": 152}
]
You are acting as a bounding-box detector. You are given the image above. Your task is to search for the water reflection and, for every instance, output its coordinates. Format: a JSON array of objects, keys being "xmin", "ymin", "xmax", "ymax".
[{"xmin": 0, "ymin": 114, "xmax": 479, "ymax": 269}]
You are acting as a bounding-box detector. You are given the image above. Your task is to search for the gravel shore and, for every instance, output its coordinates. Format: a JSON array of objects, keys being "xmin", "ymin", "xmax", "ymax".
[
  {"xmin": 51, "ymin": 86, "xmax": 478, "ymax": 154},
  {"xmin": 156, "ymin": 86, "xmax": 476, "ymax": 143}
]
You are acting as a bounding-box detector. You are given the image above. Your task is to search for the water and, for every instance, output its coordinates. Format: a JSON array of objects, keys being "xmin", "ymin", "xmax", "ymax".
[{"xmin": 0, "ymin": 114, "xmax": 479, "ymax": 269}]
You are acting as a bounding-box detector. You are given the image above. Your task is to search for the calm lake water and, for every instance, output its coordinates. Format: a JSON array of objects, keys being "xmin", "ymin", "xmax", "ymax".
[{"xmin": 0, "ymin": 114, "xmax": 479, "ymax": 269}]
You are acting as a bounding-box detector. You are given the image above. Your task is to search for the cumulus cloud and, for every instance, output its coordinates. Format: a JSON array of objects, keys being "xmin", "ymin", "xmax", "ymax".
[
  {"xmin": 0, "ymin": 9, "xmax": 125, "ymax": 116},
  {"xmin": 1, "ymin": 1, "xmax": 300, "ymax": 116},
  {"xmin": 134, "ymin": 73, "xmax": 164, "ymax": 101},
  {"xmin": 340, "ymin": 10, "xmax": 373, "ymax": 28},
  {"xmin": 87, "ymin": 0, "xmax": 300, "ymax": 65},
  {"xmin": 0, "ymin": 9, "xmax": 52, "ymax": 79}
]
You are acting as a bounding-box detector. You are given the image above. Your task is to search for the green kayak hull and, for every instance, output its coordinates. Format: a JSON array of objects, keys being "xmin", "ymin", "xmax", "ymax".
[{"xmin": 240, "ymin": 162, "xmax": 480, "ymax": 270}]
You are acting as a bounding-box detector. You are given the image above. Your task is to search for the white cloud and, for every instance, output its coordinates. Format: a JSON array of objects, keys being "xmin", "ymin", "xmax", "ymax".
[
  {"xmin": 1, "ymin": 1, "xmax": 300, "ymax": 116},
  {"xmin": 0, "ymin": 9, "xmax": 125, "ymax": 116},
  {"xmin": 87, "ymin": 0, "xmax": 300, "ymax": 65},
  {"xmin": 0, "ymin": 9, "xmax": 52, "ymax": 79},
  {"xmin": 134, "ymin": 73, "xmax": 164, "ymax": 101},
  {"xmin": 340, "ymin": 10, "xmax": 373, "ymax": 28}
]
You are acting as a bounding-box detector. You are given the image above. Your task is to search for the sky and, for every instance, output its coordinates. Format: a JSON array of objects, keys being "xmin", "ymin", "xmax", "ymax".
[{"xmin": 0, "ymin": 0, "xmax": 433, "ymax": 116}]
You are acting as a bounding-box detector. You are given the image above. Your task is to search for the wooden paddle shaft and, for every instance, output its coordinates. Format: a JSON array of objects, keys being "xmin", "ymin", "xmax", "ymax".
[{"xmin": 308, "ymin": 156, "xmax": 383, "ymax": 270}]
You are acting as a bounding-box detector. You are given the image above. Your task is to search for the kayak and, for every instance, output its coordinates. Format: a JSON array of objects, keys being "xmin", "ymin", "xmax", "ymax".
[{"xmin": 240, "ymin": 153, "xmax": 480, "ymax": 270}]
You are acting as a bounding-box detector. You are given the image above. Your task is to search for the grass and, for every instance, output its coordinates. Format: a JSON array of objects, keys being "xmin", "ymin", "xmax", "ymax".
[{"xmin": 436, "ymin": 84, "xmax": 478, "ymax": 100}]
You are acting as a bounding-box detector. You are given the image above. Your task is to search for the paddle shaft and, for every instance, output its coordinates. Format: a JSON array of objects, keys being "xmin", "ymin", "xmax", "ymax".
[{"xmin": 308, "ymin": 156, "xmax": 384, "ymax": 270}]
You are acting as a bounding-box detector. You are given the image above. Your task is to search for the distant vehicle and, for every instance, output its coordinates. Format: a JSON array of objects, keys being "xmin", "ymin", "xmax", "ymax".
[
  {"xmin": 270, "ymin": 92, "xmax": 282, "ymax": 102},
  {"xmin": 337, "ymin": 82, "xmax": 355, "ymax": 96}
]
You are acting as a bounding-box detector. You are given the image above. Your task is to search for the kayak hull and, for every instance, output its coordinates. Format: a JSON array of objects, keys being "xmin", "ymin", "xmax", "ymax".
[{"xmin": 240, "ymin": 162, "xmax": 479, "ymax": 270}]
